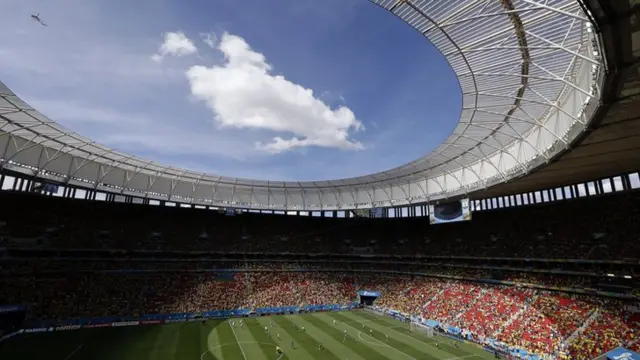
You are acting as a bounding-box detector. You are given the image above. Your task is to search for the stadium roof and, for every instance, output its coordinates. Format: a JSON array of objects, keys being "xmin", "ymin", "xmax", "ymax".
[
  {"xmin": 469, "ymin": 0, "xmax": 640, "ymax": 200},
  {"xmin": 0, "ymin": 0, "xmax": 604, "ymax": 210}
]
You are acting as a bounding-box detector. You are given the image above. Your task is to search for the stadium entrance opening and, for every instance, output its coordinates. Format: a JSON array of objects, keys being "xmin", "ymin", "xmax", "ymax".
[{"xmin": 358, "ymin": 291, "xmax": 379, "ymax": 306}]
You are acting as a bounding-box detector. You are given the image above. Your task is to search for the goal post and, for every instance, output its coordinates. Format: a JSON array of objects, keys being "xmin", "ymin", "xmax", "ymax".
[{"xmin": 410, "ymin": 322, "xmax": 434, "ymax": 337}]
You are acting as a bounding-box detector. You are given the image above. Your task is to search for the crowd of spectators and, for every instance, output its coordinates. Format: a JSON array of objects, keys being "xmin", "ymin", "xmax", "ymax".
[
  {"xmin": 0, "ymin": 272, "xmax": 358, "ymax": 321},
  {"xmin": 568, "ymin": 305, "xmax": 640, "ymax": 359},
  {"xmin": 2, "ymin": 256, "xmax": 634, "ymax": 298},
  {"xmin": 456, "ymin": 286, "xmax": 528, "ymax": 338},
  {"xmin": 365, "ymin": 277, "xmax": 638, "ymax": 358},
  {"xmin": 1, "ymin": 189, "xmax": 639, "ymax": 259},
  {"xmin": 0, "ymin": 265, "xmax": 638, "ymax": 358}
]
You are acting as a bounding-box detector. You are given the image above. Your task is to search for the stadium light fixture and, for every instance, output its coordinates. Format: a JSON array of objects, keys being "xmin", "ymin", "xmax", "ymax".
[
  {"xmin": 623, "ymin": 275, "xmax": 632, "ymax": 279},
  {"xmin": 606, "ymin": 273, "xmax": 615, "ymax": 277}
]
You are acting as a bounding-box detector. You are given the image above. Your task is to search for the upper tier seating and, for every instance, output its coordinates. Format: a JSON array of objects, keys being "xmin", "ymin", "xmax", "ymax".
[{"xmin": 1, "ymin": 190, "xmax": 639, "ymax": 259}]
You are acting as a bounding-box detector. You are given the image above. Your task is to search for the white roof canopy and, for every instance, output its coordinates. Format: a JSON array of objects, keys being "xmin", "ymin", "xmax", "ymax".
[{"xmin": 0, "ymin": 0, "xmax": 604, "ymax": 210}]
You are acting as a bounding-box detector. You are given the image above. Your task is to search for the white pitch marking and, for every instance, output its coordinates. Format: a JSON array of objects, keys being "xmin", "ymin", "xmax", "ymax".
[
  {"xmin": 229, "ymin": 323, "xmax": 248, "ymax": 360},
  {"xmin": 357, "ymin": 331, "xmax": 387, "ymax": 347},
  {"xmin": 62, "ymin": 344, "xmax": 84, "ymax": 360}
]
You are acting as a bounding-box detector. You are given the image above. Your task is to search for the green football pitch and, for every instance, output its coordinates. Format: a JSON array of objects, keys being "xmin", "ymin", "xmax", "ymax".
[{"xmin": 0, "ymin": 310, "xmax": 497, "ymax": 360}]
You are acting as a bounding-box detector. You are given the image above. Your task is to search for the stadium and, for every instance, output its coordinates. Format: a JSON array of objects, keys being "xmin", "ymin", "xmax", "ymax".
[{"xmin": 0, "ymin": 0, "xmax": 639, "ymax": 359}]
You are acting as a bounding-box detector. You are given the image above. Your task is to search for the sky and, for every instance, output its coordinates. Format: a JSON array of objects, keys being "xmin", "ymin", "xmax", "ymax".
[{"xmin": 0, "ymin": 0, "xmax": 461, "ymax": 181}]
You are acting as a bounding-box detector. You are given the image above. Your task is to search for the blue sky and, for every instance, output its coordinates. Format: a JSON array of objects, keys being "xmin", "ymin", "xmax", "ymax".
[{"xmin": 0, "ymin": 0, "xmax": 461, "ymax": 181}]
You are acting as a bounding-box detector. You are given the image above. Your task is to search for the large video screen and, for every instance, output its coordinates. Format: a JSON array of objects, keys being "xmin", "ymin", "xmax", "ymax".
[{"xmin": 428, "ymin": 198, "xmax": 471, "ymax": 224}]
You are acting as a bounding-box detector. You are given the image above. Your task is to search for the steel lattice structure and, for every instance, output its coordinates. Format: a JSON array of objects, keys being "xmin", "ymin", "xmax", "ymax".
[{"xmin": 0, "ymin": 0, "xmax": 604, "ymax": 210}]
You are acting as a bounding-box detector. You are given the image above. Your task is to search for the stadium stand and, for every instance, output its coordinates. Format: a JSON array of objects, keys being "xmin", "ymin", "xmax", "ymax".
[
  {"xmin": 1, "ymin": 267, "xmax": 637, "ymax": 358},
  {"xmin": 1, "ymin": 190, "xmax": 639, "ymax": 359},
  {"xmin": 1, "ymin": 190, "xmax": 639, "ymax": 259}
]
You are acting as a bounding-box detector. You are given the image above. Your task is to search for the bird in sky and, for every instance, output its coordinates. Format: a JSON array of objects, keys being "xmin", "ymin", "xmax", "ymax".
[{"xmin": 30, "ymin": 13, "xmax": 48, "ymax": 27}]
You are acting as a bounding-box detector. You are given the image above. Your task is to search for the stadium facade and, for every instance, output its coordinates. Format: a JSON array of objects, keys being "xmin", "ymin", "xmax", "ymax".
[{"xmin": 0, "ymin": 0, "xmax": 611, "ymax": 211}]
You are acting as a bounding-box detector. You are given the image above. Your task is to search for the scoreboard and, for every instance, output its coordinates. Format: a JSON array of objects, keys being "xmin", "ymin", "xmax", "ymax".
[{"xmin": 428, "ymin": 198, "xmax": 472, "ymax": 224}]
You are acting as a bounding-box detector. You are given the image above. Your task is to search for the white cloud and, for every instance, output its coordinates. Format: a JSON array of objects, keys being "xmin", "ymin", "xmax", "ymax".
[
  {"xmin": 152, "ymin": 31, "xmax": 198, "ymax": 62},
  {"xmin": 185, "ymin": 32, "xmax": 365, "ymax": 153}
]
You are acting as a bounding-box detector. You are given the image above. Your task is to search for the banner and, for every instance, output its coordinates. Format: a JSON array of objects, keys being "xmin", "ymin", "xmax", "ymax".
[
  {"xmin": 0, "ymin": 305, "xmax": 25, "ymax": 313},
  {"xmin": 358, "ymin": 291, "xmax": 380, "ymax": 297},
  {"xmin": 140, "ymin": 320, "xmax": 164, "ymax": 325},
  {"xmin": 23, "ymin": 328, "xmax": 48, "ymax": 333},
  {"xmin": 112, "ymin": 321, "xmax": 139, "ymax": 327},
  {"xmin": 55, "ymin": 325, "xmax": 81, "ymax": 331},
  {"xmin": 84, "ymin": 323, "xmax": 112, "ymax": 329},
  {"xmin": 605, "ymin": 347, "xmax": 640, "ymax": 360}
]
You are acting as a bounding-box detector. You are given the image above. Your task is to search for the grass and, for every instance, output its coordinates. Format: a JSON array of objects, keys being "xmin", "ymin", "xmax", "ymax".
[{"xmin": 0, "ymin": 310, "xmax": 497, "ymax": 360}]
